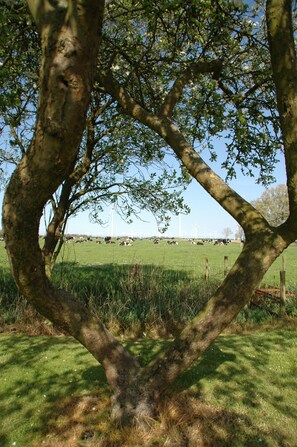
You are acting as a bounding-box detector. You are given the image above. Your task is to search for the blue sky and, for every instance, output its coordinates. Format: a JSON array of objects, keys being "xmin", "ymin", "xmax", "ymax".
[
  {"xmin": 45, "ymin": 151, "xmax": 286, "ymax": 239},
  {"xmin": 0, "ymin": 142, "xmax": 287, "ymax": 239}
]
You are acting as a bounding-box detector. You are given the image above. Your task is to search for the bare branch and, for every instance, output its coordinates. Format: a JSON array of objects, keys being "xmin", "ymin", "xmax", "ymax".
[{"xmin": 9, "ymin": 124, "xmax": 26, "ymax": 155}]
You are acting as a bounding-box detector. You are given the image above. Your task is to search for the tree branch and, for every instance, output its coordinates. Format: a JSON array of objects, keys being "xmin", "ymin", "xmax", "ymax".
[
  {"xmin": 98, "ymin": 68, "xmax": 268, "ymax": 235},
  {"xmin": 266, "ymin": 0, "xmax": 297, "ymax": 229},
  {"xmin": 217, "ymin": 77, "xmax": 270, "ymax": 107},
  {"xmin": 159, "ymin": 60, "xmax": 222, "ymax": 117},
  {"xmin": 9, "ymin": 124, "xmax": 26, "ymax": 155}
]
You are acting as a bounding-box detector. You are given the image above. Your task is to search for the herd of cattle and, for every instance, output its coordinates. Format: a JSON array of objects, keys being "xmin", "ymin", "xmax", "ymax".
[
  {"xmin": 0, "ymin": 235, "xmax": 234, "ymax": 247},
  {"xmin": 63, "ymin": 235, "xmax": 232, "ymax": 246}
]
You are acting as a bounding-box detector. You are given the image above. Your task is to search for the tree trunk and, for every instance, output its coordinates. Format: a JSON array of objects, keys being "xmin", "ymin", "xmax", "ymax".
[
  {"xmin": 2, "ymin": 0, "xmax": 297, "ymax": 428},
  {"xmin": 140, "ymin": 232, "xmax": 288, "ymax": 399},
  {"xmin": 42, "ymin": 216, "xmax": 65, "ymax": 277},
  {"xmin": 42, "ymin": 183, "xmax": 73, "ymax": 277}
]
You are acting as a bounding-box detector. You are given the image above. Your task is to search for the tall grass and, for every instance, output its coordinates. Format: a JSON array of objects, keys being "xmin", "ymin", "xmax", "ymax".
[
  {"xmin": 0, "ymin": 267, "xmax": 19, "ymax": 324},
  {"xmin": 52, "ymin": 262, "xmax": 221, "ymax": 336},
  {"xmin": 1, "ymin": 240, "xmax": 297, "ymax": 333}
]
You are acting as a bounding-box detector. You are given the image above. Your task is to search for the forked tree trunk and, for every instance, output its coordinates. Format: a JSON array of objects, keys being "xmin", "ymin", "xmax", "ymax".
[
  {"xmin": 42, "ymin": 205, "xmax": 69, "ymax": 277},
  {"xmin": 2, "ymin": 0, "xmax": 297, "ymax": 427},
  {"xmin": 106, "ymin": 230, "xmax": 290, "ymax": 422}
]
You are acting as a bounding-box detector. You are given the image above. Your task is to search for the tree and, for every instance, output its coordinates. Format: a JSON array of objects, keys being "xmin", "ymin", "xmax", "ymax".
[
  {"xmin": 222, "ymin": 227, "xmax": 233, "ymax": 239},
  {"xmin": 0, "ymin": 2, "xmax": 190, "ymax": 275},
  {"xmin": 251, "ymin": 184, "xmax": 289, "ymax": 227},
  {"xmin": 234, "ymin": 224, "xmax": 245, "ymax": 241},
  {"xmin": 2, "ymin": 0, "xmax": 297, "ymax": 426}
]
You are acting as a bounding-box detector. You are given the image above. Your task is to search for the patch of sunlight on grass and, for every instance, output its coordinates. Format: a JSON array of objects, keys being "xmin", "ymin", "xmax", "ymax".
[
  {"xmin": 0, "ymin": 334, "xmax": 107, "ymax": 447},
  {"xmin": 174, "ymin": 328, "xmax": 297, "ymax": 447},
  {"xmin": 0, "ymin": 329, "xmax": 296, "ymax": 447}
]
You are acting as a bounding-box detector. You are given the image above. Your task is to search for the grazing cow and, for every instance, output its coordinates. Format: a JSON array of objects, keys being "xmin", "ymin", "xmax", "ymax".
[
  {"xmin": 167, "ymin": 240, "xmax": 178, "ymax": 245},
  {"xmin": 214, "ymin": 238, "xmax": 228, "ymax": 245},
  {"xmin": 120, "ymin": 241, "xmax": 132, "ymax": 246},
  {"xmin": 75, "ymin": 237, "xmax": 87, "ymax": 243},
  {"xmin": 190, "ymin": 240, "xmax": 203, "ymax": 245},
  {"xmin": 153, "ymin": 239, "xmax": 160, "ymax": 244},
  {"xmin": 65, "ymin": 235, "xmax": 74, "ymax": 241}
]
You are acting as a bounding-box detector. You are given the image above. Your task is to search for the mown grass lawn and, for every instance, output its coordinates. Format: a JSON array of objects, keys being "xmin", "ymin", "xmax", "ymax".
[{"xmin": 0, "ymin": 328, "xmax": 296, "ymax": 447}]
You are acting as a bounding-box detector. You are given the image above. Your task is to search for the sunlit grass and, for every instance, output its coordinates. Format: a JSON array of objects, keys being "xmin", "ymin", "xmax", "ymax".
[
  {"xmin": 1, "ymin": 240, "xmax": 297, "ymax": 330},
  {"xmin": 0, "ymin": 335, "xmax": 107, "ymax": 446},
  {"xmin": 1, "ymin": 239, "xmax": 297, "ymax": 285},
  {"xmin": 56, "ymin": 239, "xmax": 297, "ymax": 286},
  {"xmin": 0, "ymin": 329, "xmax": 296, "ymax": 446}
]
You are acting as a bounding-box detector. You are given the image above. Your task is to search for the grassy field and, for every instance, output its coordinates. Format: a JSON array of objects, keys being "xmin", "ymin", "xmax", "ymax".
[
  {"xmin": 1, "ymin": 241, "xmax": 297, "ymax": 446},
  {"xmin": 1, "ymin": 239, "xmax": 297, "ymax": 331},
  {"xmin": 1, "ymin": 238, "xmax": 296, "ymax": 285},
  {"xmin": 54, "ymin": 239, "xmax": 297, "ymax": 286},
  {"xmin": 0, "ymin": 328, "xmax": 296, "ymax": 446}
]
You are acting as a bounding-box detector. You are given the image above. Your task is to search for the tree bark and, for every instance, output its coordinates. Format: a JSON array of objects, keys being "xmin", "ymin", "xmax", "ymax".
[
  {"xmin": 42, "ymin": 180, "xmax": 73, "ymax": 276},
  {"xmin": 2, "ymin": 0, "xmax": 297, "ymax": 427},
  {"xmin": 2, "ymin": 0, "xmax": 151, "ymax": 424},
  {"xmin": 266, "ymin": 0, "xmax": 297, "ymax": 224}
]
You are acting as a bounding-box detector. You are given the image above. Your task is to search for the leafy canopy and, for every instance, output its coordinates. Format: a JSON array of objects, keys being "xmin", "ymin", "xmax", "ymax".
[
  {"xmin": 0, "ymin": 0, "xmax": 190, "ymax": 233},
  {"xmin": 100, "ymin": 0, "xmax": 282, "ymax": 185},
  {"xmin": 251, "ymin": 184, "xmax": 289, "ymax": 227},
  {"xmin": 0, "ymin": 0, "xmax": 290, "ymax": 235}
]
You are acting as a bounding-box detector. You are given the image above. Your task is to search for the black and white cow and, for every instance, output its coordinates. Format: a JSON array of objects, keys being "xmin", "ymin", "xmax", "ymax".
[
  {"xmin": 167, "ymin": 240, "xmax": 178, "ymax": 245},
  {"xmin": 214, "ymin": 238, "xmax": 230, "ymax": 245}
]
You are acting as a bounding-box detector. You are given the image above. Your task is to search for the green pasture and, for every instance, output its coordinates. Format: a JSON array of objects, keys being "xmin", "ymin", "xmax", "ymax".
[
  {"xmin": 53, "ymin": 239, "xmax": 297, "ymax": 286},
  {"xmin": 0, "ymin": 240, "xmax": 297, "ymax": 329},
  {"xmin": 1, "ymin": 238, "xmax": 296, "ymax": 285},
  {"xmin": 0, "ymin": 328, "xmax": 296, "ymax": 446}
]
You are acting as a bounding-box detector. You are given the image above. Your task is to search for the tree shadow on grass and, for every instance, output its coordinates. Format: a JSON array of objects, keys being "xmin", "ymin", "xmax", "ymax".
[
  {"xmin": 1, "ymin": 329, "xmax": 296, "ymax": 446},
  {"xmin": 123, "ymin": 330, "xmax": 297, "ymax": 447},
  {"xmin": 0, "ymin": 434, "xmax": 8, "ymax": 447},
  {"xmin": 0, "ymin": 334, "xmax": 107, "ymax": 447},
  {"xmin": 35, "ymin": 338, "xmax": 297, "ymax": 446},
  {"xmin": 1, "ymin": 260, "xmax": 297, "ymax": 447},
  {"xmin": 157, "ymin": 393, "xmax": 273, "ymax": 447},
  {"xmin": 170, "ymin": 329, "xmax": 297, "ymax": 447}
]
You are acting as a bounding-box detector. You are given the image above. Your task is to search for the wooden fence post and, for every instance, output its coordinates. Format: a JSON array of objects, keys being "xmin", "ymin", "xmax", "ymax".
[
  {"xmin": 205, "ymin": 257, "xmax": 209, "ymax": 280},
  {"xmin": 282, "ymin": 255, "xmax": 286, "ymax": 272},
  {"xmin": 224, "ymin": 256, "xmax": 228, "ymax": 277},
  {"xmin": 279, "ymin": 270, "xmax": 287, "ymax": 317}
]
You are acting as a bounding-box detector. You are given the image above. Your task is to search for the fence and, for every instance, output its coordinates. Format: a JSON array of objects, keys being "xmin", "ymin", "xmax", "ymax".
[{"xmin": 204, "ymin": 254, "xmax": 295, "ymax": 316}]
